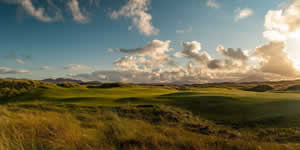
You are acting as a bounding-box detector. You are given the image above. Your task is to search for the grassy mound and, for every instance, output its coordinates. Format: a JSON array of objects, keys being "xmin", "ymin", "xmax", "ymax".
[
  {"xmin": 245, "ymin": 85, "xmax": 273, "ymax": 92},
  {"xmin": 87, "ymin": 83, "xmax": 133, "ymax": 89},
  {"xmin": 0, "ymin": 80, "xmax": 44, "ymax": 97}
]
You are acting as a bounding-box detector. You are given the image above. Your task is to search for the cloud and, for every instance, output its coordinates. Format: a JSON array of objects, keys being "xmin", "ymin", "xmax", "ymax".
[
  {"xmin": 114, "ymin": 40, "xmax": 172, "ymax": 69},
  {"xmin": 0, "ymin": 0, "xmax": 95, "ymax": 23},
  {"xmin": 176, "ymin": 26, "xmax": 192, "ymax": 34},
  {"xmin": 175, "ymin": 41, "xmax": 211, "ymax": 65},
  {"xmin": 69, "ymin": 70, "xmax": 158, "ymax": 83},
  {"xmin": 68, "ymin": 1, "xmax": 300, "ymax": 84},
  {"xmin": 67, "ymin": 0, "xmax": 89, "ymax": 24},
  {"xmin": 64, "ymin": 64, "xmax": 91, "ymax": 71},
  {"xmin": 0, "ymin": 67, "xmax": 30, "ymax": 74},
  {"xmin": 114, "ymin": 56, "xmax": 139, "ymax": 71},
  {"xmin": 206, "ymin": 0, "xmax": 220, "ymax": 9},
  {"xmin": 40, "ymin": 66, "xmax": 53, "ymax": 70},
  {"xmin": 115, "ymin": 40, "xmax": 171, "ymax": 57},
  {"xmin": 235, "ymin": 8, "xmax": 254, "ymax": 21},
  {"xmin": 16, "ymin": 59, "xmax": 25, "ymax": 64},
  {"xmin": 21, "ymin": 0, "xmax": 56, "ymax": 22},
  {"xmin": 110, "ymin": 0, "xmax": 159, "ymax": 36},
  {"xmin": 69, "ymin": 39, "xmax": 298, "ymax": 84},
  {"xmin": 217, "ymin": 45, "xmax": 248, "ymax": 61},
  {"xmin": 254, "ymin": 41, "xmax": 297, "ymax": 76},
  {"xmin": 264, "ymin": 0, "xmax": 300, "ymax": 40},
  {"xmin": 0, "ymin": 0, "xmax": 63, "ymax": 22}
]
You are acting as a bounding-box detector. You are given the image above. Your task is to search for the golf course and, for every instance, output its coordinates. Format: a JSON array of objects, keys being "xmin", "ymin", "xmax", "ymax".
[{"xmin": 1, "ymin": 80, "xmax": 300, "ymax": 150}]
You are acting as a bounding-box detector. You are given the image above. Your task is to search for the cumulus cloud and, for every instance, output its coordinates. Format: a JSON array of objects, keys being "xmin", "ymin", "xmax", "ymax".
[
  {"xmin": 69, "ymin": 62, "xmax": 251, "ymax": 84},
  {"xmin": 175, "ymin": 41, "xmax": 212, "ymax": 65},
  {"xmin": 0, "ymin": 67, "xmax": 30, "ymax": 74},
  {"xmin": 206, "ymin": 0, "xmax": 220, "ymax": 9},
  {"xmin": 114, "ymin": 56, "xmax": 139, "ymax": 71},
  {"xmin": 264, "ymin": 0, "xmax": 300, "ymax": 40},
  {"xmin": 114, "ymin": 40, "xmax": 172, "ymax": 69},
  {"xmin": 110, "ymin": 0, "xmax": 159, "ymax": 36},
  {"xmin": 217, "ymin": 45, "xmax": 248, "ymax": 61},
  {"xmin": 115, "ymin": 40, "xmax": 170, "ymax": 57},
  {"xmin": 67, "ymin": 0, "xmax": 89, "ymax": 24},
  {"xmin": 254, "ymin": 41, "xmax": 297, "ymax": 76},
  {"xmin": 70, "ymin": 40, "xmax": 298, "ymax": 84},
  {"xmin": 64, "ymin": 64, "xmax": 91, "ymax": 71},
  {"xmin": 235, "ymin": 8, "xmax": 254, "ymax": 21}
]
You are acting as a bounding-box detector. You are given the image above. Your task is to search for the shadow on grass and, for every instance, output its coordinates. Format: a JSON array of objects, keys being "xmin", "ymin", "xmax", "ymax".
[{"xmin": 115, "ymin": 97, "xmax": 152, "ymax": 104}]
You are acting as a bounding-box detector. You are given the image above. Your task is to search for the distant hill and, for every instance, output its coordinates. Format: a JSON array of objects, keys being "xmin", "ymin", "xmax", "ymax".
[
  {"xmin": 42, "ymin": 78, "xmax": 84, "ymax": 83},
  {"xmin": 42, "ymin": 78, "xmax": 102, "ymax": 84},
  {"xmin": 237, "ymin": 75, "xmax": 268, "ymax": 83}
]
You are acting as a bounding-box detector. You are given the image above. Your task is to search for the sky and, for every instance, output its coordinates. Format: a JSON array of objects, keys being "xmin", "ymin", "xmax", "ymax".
[{"xmin": 1, "ymin": 0, "xmax": 300, "ymax": 83}]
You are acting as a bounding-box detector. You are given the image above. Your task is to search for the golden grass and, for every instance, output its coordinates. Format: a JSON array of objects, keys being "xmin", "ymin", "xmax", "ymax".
[{"xmin": 0, "ymin": 105, "xmax": 297, "ymax": 150}]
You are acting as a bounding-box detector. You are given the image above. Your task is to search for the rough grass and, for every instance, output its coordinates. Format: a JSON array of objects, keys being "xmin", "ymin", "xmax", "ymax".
[{"xmin": 0, "ymin": 105, "xmax": 297, "ymax": 150}]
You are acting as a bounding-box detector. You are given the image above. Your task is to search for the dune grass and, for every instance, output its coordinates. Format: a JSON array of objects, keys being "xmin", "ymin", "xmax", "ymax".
[{"xmin": 0, "ymin": 104, "xmax": 298, "ymax": 150}]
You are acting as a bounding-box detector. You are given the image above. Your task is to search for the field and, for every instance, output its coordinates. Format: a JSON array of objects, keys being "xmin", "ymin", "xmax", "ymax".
[{"xmin": 1, "ymin": 80, "xmax": 300, "ymax": 150}]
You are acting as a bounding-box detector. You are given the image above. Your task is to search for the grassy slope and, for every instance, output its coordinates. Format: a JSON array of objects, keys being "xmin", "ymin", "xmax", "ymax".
[{"xmin": 3, "ymin": 85, "xmax": 300, "ymax": 127}]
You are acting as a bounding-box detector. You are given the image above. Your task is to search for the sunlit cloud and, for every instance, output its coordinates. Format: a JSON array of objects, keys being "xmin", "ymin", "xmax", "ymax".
[
  {"xmin": 254, "ymin": 41, "xmax": 297, "ymax": 76},
  {"xmin": 217, "ymin": 45, "xmax": 249, "ymax": 61},
  {"xmin": 110, "ymin": 0, "xmax": 159, "ymax": 36},
  {"xmin": 264, "ymin": 0, "xmax": 300, "ymax": 41}
]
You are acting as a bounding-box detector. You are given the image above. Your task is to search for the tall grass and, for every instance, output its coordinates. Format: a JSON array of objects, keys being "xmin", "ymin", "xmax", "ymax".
[{"xmin": 0, "ymin": 105, "xmax": 295, "ymax": 150}]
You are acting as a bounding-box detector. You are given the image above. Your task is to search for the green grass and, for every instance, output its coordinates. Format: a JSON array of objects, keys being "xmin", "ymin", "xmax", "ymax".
[
  {"xmin": 2, "ymin": 80, "xmax": 300, "ymax": 149},
  {"xmin": 4, "ymin": 85, "xmax": 300, "ymax": 127}
]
